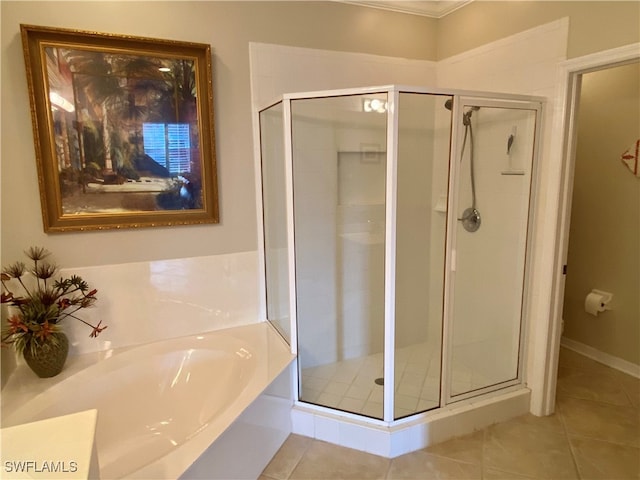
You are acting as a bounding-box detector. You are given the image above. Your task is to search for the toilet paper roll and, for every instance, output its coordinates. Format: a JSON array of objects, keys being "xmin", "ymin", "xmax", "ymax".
[{"xmin": 584, "ymin": 291, "xmax": 611, "ymax": 316}]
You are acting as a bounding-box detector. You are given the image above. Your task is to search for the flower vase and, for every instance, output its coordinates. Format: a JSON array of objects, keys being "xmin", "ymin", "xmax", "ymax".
[{"xmin": 23, "ymin": 332, "xmax": 69, "ymax": 378}]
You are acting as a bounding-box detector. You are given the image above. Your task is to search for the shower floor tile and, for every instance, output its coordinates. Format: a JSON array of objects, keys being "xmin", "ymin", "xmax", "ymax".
[
  {"xmin": 300, "ymin": 341, "xmax": 506, "ymax": 418},
  {"xmin": 300, "ymin": 342, "xmax": 441, "ymax": 419}
]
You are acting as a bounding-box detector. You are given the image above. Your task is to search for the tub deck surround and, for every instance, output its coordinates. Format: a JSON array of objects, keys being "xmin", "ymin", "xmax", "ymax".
[{"xmin": 1, "ymin": 322, "xmax": 295, "ymax": 479}]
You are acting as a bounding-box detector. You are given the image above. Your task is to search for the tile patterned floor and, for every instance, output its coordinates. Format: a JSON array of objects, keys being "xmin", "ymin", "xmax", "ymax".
[
  {"xmin": 261, "ymin": 347, "xmax": 640, "ymax": 479},
  {"xmin": 300, "ymin": 343, "xmax": 441, "ymax": 419}
]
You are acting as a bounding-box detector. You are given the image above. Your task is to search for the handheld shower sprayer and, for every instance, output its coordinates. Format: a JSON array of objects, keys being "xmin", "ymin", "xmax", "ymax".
[
  {"xmin": 444, "ymin": 98, "xmax": 482, "ymax": 233},
  {"xmin": 462, "ymin": 106, "xmax": 480, "ymax": 126}
]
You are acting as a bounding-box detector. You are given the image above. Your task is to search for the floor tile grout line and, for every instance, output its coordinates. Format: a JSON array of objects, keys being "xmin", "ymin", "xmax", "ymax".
[
  {"xmin": 614, "ymin": 371, "xmax": 640, "ymax": 408},
  {"xmin": 382, "ymin": 453, "xmax": 393, "ymax": 480},
  {"xmin": 558, "ymin": 364, "xmax": 638, "ymax": 408},
  {"xmin": 414, "ymin": 449, "xmax": 482, "ymax": 468},
  {"xmin": 556, "ymin": 395, "xmax": 584, "ymax": 480},
  {"xmin": 565, "ymin": 431, "xmax": 640, "ymax": 450},
  {"xmin": 480, "ymin": 426, "xmax": 486, "ymax": 478},
  {"xmin": 260, "ymin": 474, "xmax": 279, "ymax": 480},
  {"xmin": 283, "ymin": 436, "xmax": 314, "ymax": 480},
  {"xmin": 557, "ymin": 391, "xmax": 636, "ymax": 409},
  {"xmin": 558, "ymin": 394, "xmax": 640, "ymax": 418}
]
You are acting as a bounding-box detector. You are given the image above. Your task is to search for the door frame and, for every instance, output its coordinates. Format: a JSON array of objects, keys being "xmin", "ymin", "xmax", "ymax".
[{"xmin": 538, "ymin": 42, "xmax": 640, "ymax": 415}]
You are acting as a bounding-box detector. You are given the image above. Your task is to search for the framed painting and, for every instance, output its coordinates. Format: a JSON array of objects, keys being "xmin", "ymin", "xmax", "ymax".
[{"xmin": 20, "ymin": 24, "xmax": 218, "ymax": 232}]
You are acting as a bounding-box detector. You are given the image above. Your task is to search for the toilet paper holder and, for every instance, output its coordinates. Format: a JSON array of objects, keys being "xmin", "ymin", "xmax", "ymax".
[{"xmin": 584, "ymin": 289, "xmax": 613, "ymax": 316}]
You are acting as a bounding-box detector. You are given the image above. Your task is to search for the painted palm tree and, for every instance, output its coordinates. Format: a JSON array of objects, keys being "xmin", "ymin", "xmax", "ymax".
[
  {"xmin": 61, "ymin": 49, "xmax": 172, "ymax": 174},
  {"xmin": 153, "ymin": 59, "xmax": 199, "ymax": 179},
  {"xmin": 62, "ymin": 49, "xmax": 123, "ymax": 173}
]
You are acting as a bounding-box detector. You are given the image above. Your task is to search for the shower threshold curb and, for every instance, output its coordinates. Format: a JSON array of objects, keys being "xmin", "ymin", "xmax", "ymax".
[{"xmin": 291, "ymin": 387, "xmax": 530, "ymax": 458}]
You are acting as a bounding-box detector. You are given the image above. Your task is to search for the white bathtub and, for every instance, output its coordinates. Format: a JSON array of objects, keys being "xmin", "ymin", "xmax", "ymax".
[{"xmin": 1, "ymin": 322, "xmax": 295, "ymax": 479}]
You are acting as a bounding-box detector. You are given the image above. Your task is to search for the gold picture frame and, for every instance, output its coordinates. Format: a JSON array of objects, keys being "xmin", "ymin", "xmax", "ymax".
[{"xmin": 21, "ymin": 24, "xmax": 218, "ymax": 232}]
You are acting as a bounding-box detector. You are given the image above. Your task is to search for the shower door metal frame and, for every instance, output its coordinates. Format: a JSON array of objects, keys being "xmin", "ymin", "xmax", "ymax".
[
  {"xmin": 284, "ymin": 86, "xmax": 393, "ymax": 426},
  {"xmin": 442, "ymin": 96, "xmax": 544, "ymax": 406},
  {"xmin": 383, "ymin": 88, "xmax": 400, "ymax": 422}
]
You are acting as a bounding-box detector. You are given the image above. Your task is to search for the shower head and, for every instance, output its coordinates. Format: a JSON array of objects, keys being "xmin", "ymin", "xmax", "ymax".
[
  {"xmin": 445, "ymin": 99, "xmax": 482, "ymax": 112},
  {"xmin": 445, "ymin": 99, "xmax": 480, "ymax": 114},
  {"xmin": 445, "ymin": 98, "xmax": 480, "ymax": 125}
]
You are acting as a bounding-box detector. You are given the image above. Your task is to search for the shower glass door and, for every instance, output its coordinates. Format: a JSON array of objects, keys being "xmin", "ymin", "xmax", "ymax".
[
  {"xmin": 393, "ymin": 92, "xmax": 451, "ymax": 419},
  {"xmin": 448, "ymin": 100, "xmax": 539, "ymax": 399},
  {"xmin": 292, "ymin": 93, "xmax": 388, "ymax": 420},
  {"xmin": 259, "ymin": 101, "xmax": 290, "ymax": 341}
]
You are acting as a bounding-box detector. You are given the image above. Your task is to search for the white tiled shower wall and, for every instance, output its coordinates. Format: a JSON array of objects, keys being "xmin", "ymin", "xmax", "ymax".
[{"xmin": 436, "ymin": 18, "xmax": 568, "ymax": 97}]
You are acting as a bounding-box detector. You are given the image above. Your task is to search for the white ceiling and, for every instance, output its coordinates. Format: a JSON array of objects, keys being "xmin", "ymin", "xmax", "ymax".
[{"xmin": 337, "ymin": 1, "xmax": 473, "ymax": 18}]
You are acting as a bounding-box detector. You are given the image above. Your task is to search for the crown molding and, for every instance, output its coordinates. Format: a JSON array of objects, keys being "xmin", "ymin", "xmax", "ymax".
[{"xmin": 336, "ymin": 1, "xmax": 473, "ymax": 18}]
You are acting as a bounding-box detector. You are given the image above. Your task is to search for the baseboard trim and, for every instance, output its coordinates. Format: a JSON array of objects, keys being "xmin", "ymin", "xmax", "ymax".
[{"xmin": 561, "ymin": 337, "xmax": 640, "ymax": 379}]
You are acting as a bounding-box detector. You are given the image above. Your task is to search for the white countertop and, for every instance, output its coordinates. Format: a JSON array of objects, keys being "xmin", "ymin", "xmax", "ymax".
[{"xmin": 0, "ymin": 409, "xmax": 100, "ymax": 479}]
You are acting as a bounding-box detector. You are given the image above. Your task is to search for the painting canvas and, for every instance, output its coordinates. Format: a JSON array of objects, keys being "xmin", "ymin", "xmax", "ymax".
[{"xmin": 21, "ymin": 24, "xmax": 218, "ymax": 232}]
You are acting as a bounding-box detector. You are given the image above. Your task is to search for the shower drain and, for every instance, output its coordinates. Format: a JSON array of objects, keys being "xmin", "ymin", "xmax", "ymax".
[{"xmin": 374, "ymin": 377, "xmax": 384, "ymax": 386}]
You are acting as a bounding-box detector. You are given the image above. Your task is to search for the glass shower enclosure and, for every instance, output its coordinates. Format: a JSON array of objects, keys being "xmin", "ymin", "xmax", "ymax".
[{"xmin": 259, "ymin": 86, "xmax": 541, "ymax": 423}]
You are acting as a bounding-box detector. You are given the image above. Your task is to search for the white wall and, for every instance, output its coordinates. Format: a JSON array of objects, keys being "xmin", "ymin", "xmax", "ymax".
[
  {"xmin": 249, "ymin": 43, "xmax": 437, "ymax": 109},
  {"xmin": 335, "ymin": 123, "xmax": 388, "ymax": 362}
]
